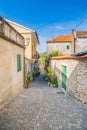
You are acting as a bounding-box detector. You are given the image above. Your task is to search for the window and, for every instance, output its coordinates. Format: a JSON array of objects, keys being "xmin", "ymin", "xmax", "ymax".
[
  {"xmin": 66, "ymin": 45, "xmax": 70, "ymax": 50},
  {"xmin": 17, "ymin": 55, "xmax": 21, "ymax": 72}
]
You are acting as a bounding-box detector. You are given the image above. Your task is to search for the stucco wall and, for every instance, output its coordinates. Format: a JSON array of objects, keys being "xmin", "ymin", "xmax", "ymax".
[
  {"xmin": 8, "ymin": 21, "xmax": 37, "ymax": 60},
  {"xmin": 22, "ymin": 33, "xmax": 32, "ymax": 59},
  {"xmin": 47, "ymin": 42, "xmax": 71, "ymax": 54},
  {"xmin": 8, "ymin": 22, "xmax": 32, "ymax": 59},
  {"xmin": 51, "ymin": 58, "xmax": 87, "ymax": 103},
  {"xmin": 0, "ymin": 37, "xmax": 24, "ymax": 106}
]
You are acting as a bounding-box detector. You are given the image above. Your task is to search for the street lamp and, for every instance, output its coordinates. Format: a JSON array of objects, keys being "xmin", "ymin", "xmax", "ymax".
[{"xmin": 25, "ymin": 37, "xmax": 30, "ymax": 46}]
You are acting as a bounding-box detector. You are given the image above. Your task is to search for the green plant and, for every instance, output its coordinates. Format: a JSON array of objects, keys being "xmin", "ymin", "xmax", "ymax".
[
  {"xmin": 51, "ymin": 74, "xmax": 58, "ymax": 87},
  {"xmin": 40, "ymin": 52, "xmax": 47, "ymax": 65},
  {"xmin": 26, "ymin": 72, "xmax": 32, "ymax": 83},
  {"xmin": 35, "ymin": 68, "xmax": 40, "ymax": 77},
  {"xmin": 44, "ymin": 57, "xmax": 50, "ymax": 70},
  {"xmin": 46, "ymin": 67, "xmax": 53, "ymax": 81},
  {"xmin": 49, "ymin": 50, "xmax": 63, "ymax": 57},
  {"xmin": 32, "ymin": 71, "xmax": 35, "ymax": 79}
]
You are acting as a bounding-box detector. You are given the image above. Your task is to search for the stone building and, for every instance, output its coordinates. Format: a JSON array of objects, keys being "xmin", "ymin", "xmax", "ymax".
[
  {"xmin": 47, "ymin": 35, "xmax": 73, "ymax": 55},
  {"xmin": 50, "ymin": 50, "xmax": 87, "ymax": 103},
  {"xmin": 0, "ymin": 17, "xmax": 25, "ymax": 106},
  {"xmin": 47, "ymin": 30, "xmax": 87, "ymax": 55}
]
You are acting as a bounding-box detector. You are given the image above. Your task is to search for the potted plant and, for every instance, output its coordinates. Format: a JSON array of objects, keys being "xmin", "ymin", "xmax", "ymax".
[{"xmin": 26, "ymin": 72, "xmax": 32, "ymax": 88}]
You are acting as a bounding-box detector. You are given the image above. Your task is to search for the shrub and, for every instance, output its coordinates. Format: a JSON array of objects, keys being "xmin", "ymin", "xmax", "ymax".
[
  {"xmin": 46, "ymin": 66, "xmax": 53, "ymax": 81},
  {"xmin": 44, "ymin": 57, "xmax": 50, "ymax": 70},
  {"xmin": 40, "ymin": 52, "xmax": 47, "ymax": 65},
  {"xmin": 51, "ymin": 74, "xmax": 58, "ymax": 87},
  {"xmin": 26, "ymin": 72, "xmax": 32, "ymax": 83},
  {"xmin": 49, "ymin": 50, "xmax": 63, "ymax": 57}
]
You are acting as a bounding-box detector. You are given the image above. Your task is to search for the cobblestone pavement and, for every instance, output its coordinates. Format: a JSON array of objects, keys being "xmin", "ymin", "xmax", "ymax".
[{"xmin": 0, "ymin": 74, "xmax": 87, "ymax": 130}]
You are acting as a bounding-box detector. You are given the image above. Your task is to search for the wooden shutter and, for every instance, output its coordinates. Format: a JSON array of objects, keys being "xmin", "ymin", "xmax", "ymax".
[{"xmin": 17, "ymin": 55, "xmax": 21, "ymax": 72}]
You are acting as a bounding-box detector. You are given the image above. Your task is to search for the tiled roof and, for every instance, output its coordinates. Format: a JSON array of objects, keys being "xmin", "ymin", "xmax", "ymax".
[
  {"xmin": 76, "ymin": 31, "xmax": 87, "ymax": 37},
  {"xmin": 47, "ymin": 35, "xmax": 72, "ymax": 43},
  {"xmin": 50, "ymin": 54, "xmax": 87, "ymax": 60}
]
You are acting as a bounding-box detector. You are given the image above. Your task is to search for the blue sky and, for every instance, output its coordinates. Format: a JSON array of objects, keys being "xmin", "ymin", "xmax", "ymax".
[{"xmin": 0, "ymin": 0, "xmax": 87, "ymax": 53}]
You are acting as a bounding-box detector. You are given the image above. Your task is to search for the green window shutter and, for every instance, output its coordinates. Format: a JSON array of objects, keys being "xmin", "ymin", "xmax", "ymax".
[
  {"xmin": 66, "ymin": 45, "xmax": 70, "ymax": 50},
  {"xmin": 17, "ymin": 55, "xmax": 21, "ymax": 72}
]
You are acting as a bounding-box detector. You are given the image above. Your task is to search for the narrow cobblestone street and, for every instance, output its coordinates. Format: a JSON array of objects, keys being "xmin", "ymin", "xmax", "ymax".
[{"xmin": 0, "ymin": 74, "xmax": 87, "ymax": 130}]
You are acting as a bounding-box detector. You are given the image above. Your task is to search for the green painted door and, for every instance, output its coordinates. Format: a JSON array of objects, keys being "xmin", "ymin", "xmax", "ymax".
[{"xmin": 62, "ymin": 66, "xmax": 67, "ymax": 90}]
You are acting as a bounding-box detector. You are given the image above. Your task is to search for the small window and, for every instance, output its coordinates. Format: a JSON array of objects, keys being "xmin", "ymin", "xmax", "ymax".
[
  {"xmin": 17, "ymin": 55, "xmax": 21, "ymax": 72},
  {"xmin": 66, "ymin": 45, "xmax": 70, "ymax": 50}
]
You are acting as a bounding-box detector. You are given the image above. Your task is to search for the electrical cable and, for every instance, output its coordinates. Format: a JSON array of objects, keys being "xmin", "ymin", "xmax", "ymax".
[
  {"xmin": 75, "ymin": 15, "xmax": 87, "ymax": 29},
  {"xmin": 35, "ymin": 3, "xmax": 87, "ymax": 30}
]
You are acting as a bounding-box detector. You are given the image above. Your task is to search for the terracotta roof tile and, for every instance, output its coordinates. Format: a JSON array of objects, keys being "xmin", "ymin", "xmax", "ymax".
[
  {"xmin": 76, "ymin": 31, "xmax": 87, "ymax": 37},
  {"xmin": 47, "ymin": 35, "xmax": 72, "ymax": 43},
  {"xmin": 50, "ymin": 54, "xmax": 87, "ymax": 60}
]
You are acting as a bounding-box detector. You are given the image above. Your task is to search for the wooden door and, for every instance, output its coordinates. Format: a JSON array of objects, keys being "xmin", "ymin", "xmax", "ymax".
[{"xmin": 62, "ymin": 66, "xmax": 67, "ymax": 90}]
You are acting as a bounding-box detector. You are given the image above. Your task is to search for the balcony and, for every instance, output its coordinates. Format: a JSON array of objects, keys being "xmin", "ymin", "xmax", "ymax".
[
  {"xmin": 32, "ymin": 51, "xmax": 40, "ymax": 59},
  {"xmin": 0, "ymin": 17, "xmax": 24, "ymax": 48}
]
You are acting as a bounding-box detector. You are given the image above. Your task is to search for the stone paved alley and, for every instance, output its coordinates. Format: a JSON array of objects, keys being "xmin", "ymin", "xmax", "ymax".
[{"xmin": 0, "ymin": 74, "xmax": 87, "ymax": 130}]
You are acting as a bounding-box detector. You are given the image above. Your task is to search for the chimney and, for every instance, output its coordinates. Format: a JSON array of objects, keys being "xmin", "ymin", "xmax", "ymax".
[{"xmin": 72, "ymin": 29, "xmax": 76, "ymax": 53}]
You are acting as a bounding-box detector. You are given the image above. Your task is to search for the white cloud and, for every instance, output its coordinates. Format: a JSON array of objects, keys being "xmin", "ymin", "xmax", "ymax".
[{"xmin": 55, "ymin": 25, "xmax": 64, "ymax": 30}]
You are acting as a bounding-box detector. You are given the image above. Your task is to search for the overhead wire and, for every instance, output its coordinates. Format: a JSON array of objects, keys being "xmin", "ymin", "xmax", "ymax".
[
  {"xmin": 35, "ymin": 3, "xmax": 87, "ymax": 30},
  {"xmin": 75, "ymin": 15, "xmax": 87, "ymax": 29}
]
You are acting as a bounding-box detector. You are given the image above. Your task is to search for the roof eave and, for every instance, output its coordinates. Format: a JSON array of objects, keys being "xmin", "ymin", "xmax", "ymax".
[
  {"xmin": 47, "ymin": 41, "xmax": 72, "ymax": 43},
  {"xmin": 35, "ymin": 31, "xmax": 40, "ymax": 44}
]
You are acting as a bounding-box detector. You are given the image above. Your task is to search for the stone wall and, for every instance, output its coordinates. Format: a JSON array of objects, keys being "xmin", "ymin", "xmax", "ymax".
[
  {"xmin": 51, "ymin": 58, "xmax": 87, "ymax": 103},
  {"xmin": 47, "ymin": 42, "xmax": 71, "ymax": 54},
  {"xmin": 0, "ymin": 37, "xmax": 24, "ymax": 106}
]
